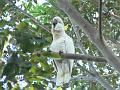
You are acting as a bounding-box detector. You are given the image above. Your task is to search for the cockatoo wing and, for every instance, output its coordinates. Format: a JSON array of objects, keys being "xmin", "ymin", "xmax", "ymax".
[{"xmin": 50, "ymin": 35, "xmax": 75, "ymax": 86}]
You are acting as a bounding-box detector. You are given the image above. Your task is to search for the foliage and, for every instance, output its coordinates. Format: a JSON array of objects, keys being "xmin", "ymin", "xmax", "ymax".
[{"xmin": 0, "ymin": 0, "xmax": 120, "ymax": 89}]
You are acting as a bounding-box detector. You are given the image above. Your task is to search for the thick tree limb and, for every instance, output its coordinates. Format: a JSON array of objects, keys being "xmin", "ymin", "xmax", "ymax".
[
  {"xmin": 56, "ymin": 0, "xmax": 120, "ymax": 74},
  {"xmin": 60, "ymin": 53, "xmax": 106, "ymax": 63},
  {"xmin": 35, "ymin": 51, "xmax": 107, "ymax": 63}
]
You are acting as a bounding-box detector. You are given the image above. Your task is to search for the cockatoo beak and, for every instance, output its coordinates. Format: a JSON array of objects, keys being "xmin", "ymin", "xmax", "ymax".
[{"xmin": 52, "ymin": 19, "xmax": 58, "ymax": 28}]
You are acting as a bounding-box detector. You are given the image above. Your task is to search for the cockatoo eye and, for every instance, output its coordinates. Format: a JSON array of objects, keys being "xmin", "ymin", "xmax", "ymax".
[{"xmin": 52, "ymin": 19, "xmax": 58, "ymax": 28}]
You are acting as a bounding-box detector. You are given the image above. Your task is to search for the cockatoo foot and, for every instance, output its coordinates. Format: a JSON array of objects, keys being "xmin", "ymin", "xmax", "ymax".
[
  {"xmin": 59, "ymin": 51, "xmax": 63, "ymax": 54},
  {"xmin": 63, "ymin": 83, "xmax": 70, "ymax": 88}
]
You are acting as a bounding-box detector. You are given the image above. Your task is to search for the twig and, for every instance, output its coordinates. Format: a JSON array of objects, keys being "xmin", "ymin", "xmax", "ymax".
[{"xmin": 6, "ymin": 0, "xmax": 51, "ymax": 33}]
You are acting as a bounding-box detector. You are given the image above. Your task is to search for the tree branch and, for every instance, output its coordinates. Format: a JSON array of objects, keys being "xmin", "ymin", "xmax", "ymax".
[
  {"xmin": 35, "ymin": 51, "xmax": 107, "ymax": 63},
  {"xmin": 50, "ymin": 75, "xmax": 96, "ymax": 83},
  {"xmin": 71, "ymin": 75, "xmax": 96, "ymax": 81},
  {"xmin": 6, "ymin": 0, "xmax": 51, "ymax": 33}
]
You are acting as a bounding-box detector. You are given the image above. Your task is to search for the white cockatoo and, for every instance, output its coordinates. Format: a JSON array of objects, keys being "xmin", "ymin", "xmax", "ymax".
[{"xmin": 50, "ymin": 16, "xmax": 75, "ymax": 87}]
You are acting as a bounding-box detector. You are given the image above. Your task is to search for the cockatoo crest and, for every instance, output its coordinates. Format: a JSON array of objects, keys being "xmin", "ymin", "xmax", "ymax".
[
  {"xmin": 52, "ymin": 16, "xmax": 64, "ymax": 25},
  {"xmin": 51, "ymin": 16, "xmax": 64, "ymax": 34}
]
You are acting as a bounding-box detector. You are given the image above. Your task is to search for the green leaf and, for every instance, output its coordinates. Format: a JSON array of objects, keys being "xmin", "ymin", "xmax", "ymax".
[
  {"xmin": 0, "ymin": 0, "xmax": 5, "ymax": 14},
  {"xmin": 41, "ymin": 51, "xmax": 61, "ymax": 58},
  {"xmin": 12, "ymin": 84, "xmax": 19, "ymax": 90},
  {"xmin": 0, "ymin": 20, "xmax": 8, "ymax": 27},
  {"xmin": 27, "ymin": 85, "xmax": 34, "ymax": 90},
  {"xmin": 16, "ymin": 22, "xmax": 28, "ymax": 30},
  {"xmin": 29, "ymin": 64, "xmax": 37, "ymax": 73}
]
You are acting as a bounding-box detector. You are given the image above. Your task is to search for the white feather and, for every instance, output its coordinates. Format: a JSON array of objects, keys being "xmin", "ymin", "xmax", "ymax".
[{"xmin": 50, "ymin": 16, "xmax": 75, "ymax": 86}]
